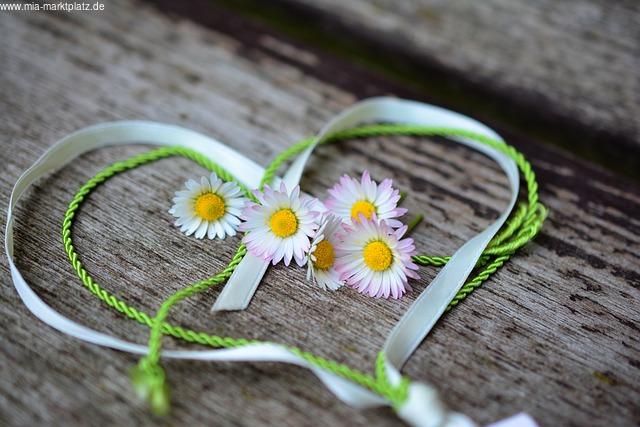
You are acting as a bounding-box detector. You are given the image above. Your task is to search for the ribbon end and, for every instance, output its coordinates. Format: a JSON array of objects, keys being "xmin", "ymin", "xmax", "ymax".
[
  {"xmin": 210, "ymin": 299, "xmax": 249, "ymax": 313},
  {"xmin": 487, "ymin": 413, "xmax": 538, "ymax": 427},
  {"xmin": 210, "ymin": 253, "xmax": 270, "ymax": 313}
]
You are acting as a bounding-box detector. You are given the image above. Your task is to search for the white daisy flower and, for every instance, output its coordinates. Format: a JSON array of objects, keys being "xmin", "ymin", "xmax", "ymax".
[
  {"xmin": 325, "ymin": 170, "xmax": 407, "ymax": 227},
  {"xmin": 169, "ymin": 172, "xmax": 247, "ymax": 240},
  {"xmin": 335, "ymin": 215, "xmax": 419, "ymax": 299},
  {"xmin": 306, "ymin": 215, "xmax": 345, "ymax": 291},
  {"xmin": 239, "ymin": 183, "xmax": 320, "ymax": 266}
]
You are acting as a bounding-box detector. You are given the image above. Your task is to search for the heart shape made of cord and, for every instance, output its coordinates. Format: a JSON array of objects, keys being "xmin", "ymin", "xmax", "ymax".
[{"xmin": 6, "ymin": 97, "xmax": 546, "ymax": 426}]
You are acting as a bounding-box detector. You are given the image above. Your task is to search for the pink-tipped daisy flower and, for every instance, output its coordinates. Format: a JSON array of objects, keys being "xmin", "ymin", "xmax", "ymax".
[
  {"xmin": 306, "ymin": 214, "xmax": 345, "ymax": 291},
  {"xmin": 335, "ymin": 215, "xmax": 419, "ymax": 299},
  {"xmin": 240, "ymin": 183, "xmax": 320, "ymax": 266},
  {"xmin": 325, "ymin": 170, "xmax": 407, "ymax": 227}
]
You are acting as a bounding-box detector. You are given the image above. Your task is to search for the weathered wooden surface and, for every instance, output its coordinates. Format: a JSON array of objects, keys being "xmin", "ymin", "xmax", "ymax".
[
  {"xmin": 276, "ymin": 0, "xmax": 640, "ymax": 138},
  {"xmin": 202, "ymin": 0, "xmax": 640, "ymax": 177},
  {"xmin": 0, "ymin": 1, "xmax": 639, "ymax": 426}
]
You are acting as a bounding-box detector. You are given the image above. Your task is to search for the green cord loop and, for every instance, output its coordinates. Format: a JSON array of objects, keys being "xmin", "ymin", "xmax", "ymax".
[{"xmin": 61, "ymin": 124, "xmax": 546, "ymax": 414}]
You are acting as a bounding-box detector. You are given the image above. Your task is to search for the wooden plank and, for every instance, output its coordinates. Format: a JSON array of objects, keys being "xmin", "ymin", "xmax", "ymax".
[
  {"xmin": 274, "ymin": 0, "xmax": 640, "ymax": 141},
  {"xmin": 0, "ymin": 1, "xmax": 638, "ymax": 426},
  {"xmin": 193, "ymin": 0, "xmax": 640, "ymax": 179}
]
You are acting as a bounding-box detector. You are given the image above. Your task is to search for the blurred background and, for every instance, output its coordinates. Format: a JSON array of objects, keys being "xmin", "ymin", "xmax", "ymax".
[{"xmin": 152, "ymin": 0, "xmax": 640, "ymax": 178}]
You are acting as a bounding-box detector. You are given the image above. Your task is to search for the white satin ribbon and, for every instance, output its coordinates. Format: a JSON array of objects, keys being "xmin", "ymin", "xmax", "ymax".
[
  {"xmin": 214, "ymin": 98, "xmax": 511, "ymax": 312},
  {"xmin": 209, "ymin": 97, "xmax": 527, "ymax": 425},
  {"xmin": 215, "ymin": 97, "xmax": 517, "ymax": 370},
  {"xmin": 5, "ymin": 100, "xmax": 535, "ymax": 426}
]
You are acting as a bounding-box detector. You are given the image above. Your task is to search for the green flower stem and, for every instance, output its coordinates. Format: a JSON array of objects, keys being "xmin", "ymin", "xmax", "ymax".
[{"xmin": 405, "ymin": 214, "xmax": 424, "ymax": 235}]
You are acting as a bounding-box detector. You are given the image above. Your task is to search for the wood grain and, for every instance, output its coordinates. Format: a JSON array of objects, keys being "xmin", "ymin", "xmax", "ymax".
[
  {"xmin": 197, "ymin": 0, "xmax": 640, "ymax": 177},
  {"xmin": 274, "ymin": 0, "xmax": 640, "ymax": 142},
  {"xmin": 0, "ymin": 1, "xmax": 638, "ymax": 426}
]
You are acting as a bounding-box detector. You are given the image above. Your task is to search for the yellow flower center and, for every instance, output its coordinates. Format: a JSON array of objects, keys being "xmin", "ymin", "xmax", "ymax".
[
  {"xmin": 363, "ymin": 240, "xmax": 393, "ymax": 271},
  {"xmin": 313, "ymin": 240, "xmax": 335, "ymax": 271},
  {"xmin": 269, "ymin": 208, "xmax": 298, "ymax": 238},
  {"xmin": 194, "ymin": 192, "xmax": 226, "ymax": 221},
  {"xmin": 350, "ymin": 200, "xmax": 376, "ymax": 222}
]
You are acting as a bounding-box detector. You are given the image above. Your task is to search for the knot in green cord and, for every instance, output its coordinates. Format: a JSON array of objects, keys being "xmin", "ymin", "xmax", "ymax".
[
  {"xmin": 130, "ymin": 358, "xmax": 170, "ymax": 416},
  {"xmin": 374, "ymin": 352, "xmax": 410, "ymax": 410}
]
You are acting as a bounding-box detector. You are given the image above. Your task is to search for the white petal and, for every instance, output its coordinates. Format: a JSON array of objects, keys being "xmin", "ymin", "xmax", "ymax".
[
  {"xmin": 200, "ymin": 176, "xmax": 211, "ymax": 192},
  {"xmin": 284, "ymin": 239, "xmax": 294, "ymax": 266},
  {"xmin": 184, "ymin": 217, "xmax": 202, "ymax": 235},
  {"xmin": 272, "ymin": 242, "xmax": 286, "ymax": 264},
  {"xmin": 207, "ymin": 222, "xmax": 221, "ymax": 239},
  {"xmin": 194, "ymin": 221, "xmax": 208, "ymax": 239},
  {"xmin": 369, "ymin": 273, "xmax": 382, "ymax": 297},
  {"xmin": 210, "ymin": 178, "xmax": 223, "ymax": 193},
  {"xmin": 227, "ymin": 198, "xmax": 247, "ymax": 208},
  {"xmin": 224, "ymin": 212, "xmax": 242, "ymax": 224},
  {"xmin": 214, "ymin": 221, "xmax": 225, "ymax": 239},
  {"xmin": 186, "ymin": 179, "xmax": 200, "ymax": 191},
  {"xmin": 222, "ymin": 220, "xmax": 236, "ymax": 237}
]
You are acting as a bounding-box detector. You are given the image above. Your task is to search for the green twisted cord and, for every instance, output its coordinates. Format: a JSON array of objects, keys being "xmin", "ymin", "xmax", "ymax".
[
  {"xmin": 61, "ymin": 124, "xmax": 546, "ymax": 415},
  {"xmin": 61, "ymin": 145, "xmax": 407, "ymax": 414}
]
